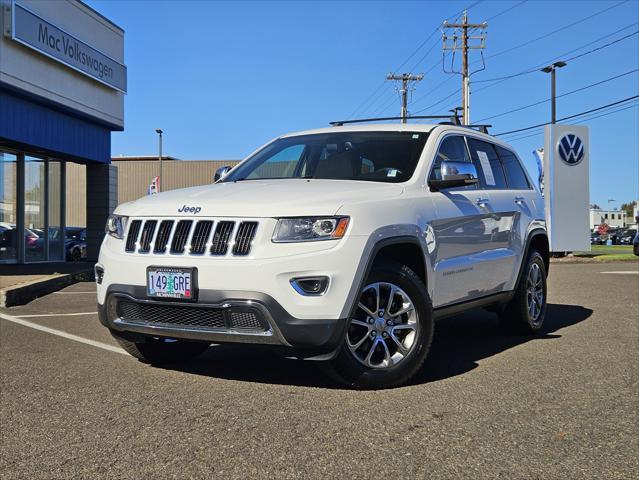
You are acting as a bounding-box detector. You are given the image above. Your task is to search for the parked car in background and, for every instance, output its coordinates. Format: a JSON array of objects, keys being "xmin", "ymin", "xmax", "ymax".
[
  {"xmin": 619, "ymin": 228, "xmax": 637, "ymax": 245},
  {"xmin": 30, "ymin": 226, "xmax": 87, "ymax": 261},
  {"xmin": 65, "ymin": 227, "xmax": 87, "ymax": 261},
  {"xmin": 0, "ymin": 222, "xmax": 40, "ymax": 260},
  {"xmin": 590, "ymin": 232, "xmax": 604, "ymax": 245}
]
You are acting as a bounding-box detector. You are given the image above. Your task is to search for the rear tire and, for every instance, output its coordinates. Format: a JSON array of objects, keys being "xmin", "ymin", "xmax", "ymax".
[
  {"xmin": 324, "ymin": 262, "xmax": 433, "ymax": 389},
  {"xmin": 111, "ymin": 331, "xmax": 209, "ymax": 364},
  {"xmin": 499, "ymin": 249, "xmax": 547, "ymax": 335}
]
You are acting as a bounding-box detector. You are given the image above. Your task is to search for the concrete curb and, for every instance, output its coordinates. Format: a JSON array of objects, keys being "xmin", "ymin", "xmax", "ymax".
[{"xmin": 0, "ymin": 269, "xmax": 94, "ymax": 308}]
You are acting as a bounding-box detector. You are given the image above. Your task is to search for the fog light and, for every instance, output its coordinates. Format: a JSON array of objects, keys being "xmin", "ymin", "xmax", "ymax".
[
  {"xmin": 290, "ymin": 276, "xmax": 329, "ymax": 296},
  {"xmin": 95, "ymin": 265, "xmax": 104, "ymax": 285}
]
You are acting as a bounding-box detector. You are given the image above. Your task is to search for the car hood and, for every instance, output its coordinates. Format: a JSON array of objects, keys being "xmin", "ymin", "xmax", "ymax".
[{"xmin": 116, "ymin": 179, "xmax": 405, "ymax": 217}]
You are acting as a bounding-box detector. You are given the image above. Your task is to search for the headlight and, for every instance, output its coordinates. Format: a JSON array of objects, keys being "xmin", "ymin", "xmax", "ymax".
[
  {"xmin": 105, "ymin": 214, "xmax": 128, "ymax": 239},
  {"xmin": 272, "ymin": 217, "xmax": 349, "ymax": 243}
]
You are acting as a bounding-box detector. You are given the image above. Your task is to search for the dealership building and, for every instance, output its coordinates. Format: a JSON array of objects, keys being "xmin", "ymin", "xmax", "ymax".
[{"xmin": 0, "ymin": 0, "xmax": 124, "ymax": 264}]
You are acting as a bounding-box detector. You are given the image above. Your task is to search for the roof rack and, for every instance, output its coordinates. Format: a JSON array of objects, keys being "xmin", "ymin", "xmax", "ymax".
[
  {"xmin": 329, "ymin": 115, "xmax": 492, "ymax": 134},
  {"xmin": 329, "ymin": 115, "xmax": 460, "ymax": 126}
]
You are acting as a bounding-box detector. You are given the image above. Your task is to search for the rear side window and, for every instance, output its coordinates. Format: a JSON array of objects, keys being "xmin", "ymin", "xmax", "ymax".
[
  {"xmin": 430, "ymin": 135, "xmax": 472, "ymax": 181},
  {"xmin": 466, "ymin": 138, "xmax": 507, "ymax": 189},
  {"xmin": 496, "ymin": 146, "xmax": 531, "ymax": 189}
]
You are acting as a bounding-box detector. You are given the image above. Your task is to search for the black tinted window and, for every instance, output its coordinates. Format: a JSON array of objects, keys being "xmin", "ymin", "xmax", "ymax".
[
  {"xmin": 496, "ymin": 146, "xmax": 531, "ymax": 189},
  {"xmin": 430, "ymin": 135, "xmax": 471, "ymax": 181},
  {"xmin": 224, "ymin": 131, "xmax": 428, "ymax": 183},
  {"xmin": 466, "ymin": 138, "xmax": 507, "ymax": 189}
]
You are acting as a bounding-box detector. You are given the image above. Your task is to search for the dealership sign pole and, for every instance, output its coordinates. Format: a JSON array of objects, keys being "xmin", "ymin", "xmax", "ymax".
[{"xmin": 543, "ymin": 124, "xmax": 590, "ymax": 253}]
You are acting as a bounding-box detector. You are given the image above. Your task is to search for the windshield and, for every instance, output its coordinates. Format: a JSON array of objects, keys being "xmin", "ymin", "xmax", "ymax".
[{"xmin": 223, "ymin": 131, "xmax": 428, "ymax": 183}]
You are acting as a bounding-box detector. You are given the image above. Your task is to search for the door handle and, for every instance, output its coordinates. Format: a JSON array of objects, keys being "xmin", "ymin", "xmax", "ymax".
[
  {"xmin": 476, "ymin": 198, "xmax": 490, "ymax": 208},
  {"xmin": 514, "ymin": 196, "xmax": 525, "ymax": 205}
]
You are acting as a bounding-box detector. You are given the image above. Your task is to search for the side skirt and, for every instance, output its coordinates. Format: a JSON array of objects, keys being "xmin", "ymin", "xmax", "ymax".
[{"xmin": 433, "ymin": 291, "xmax": 514, "ymax": 321}]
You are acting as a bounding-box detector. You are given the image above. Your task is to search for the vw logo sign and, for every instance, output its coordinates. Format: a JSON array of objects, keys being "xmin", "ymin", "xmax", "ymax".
[{"xmin": 557, "ymin": 133, "xmax": 584, "ymax": 166}]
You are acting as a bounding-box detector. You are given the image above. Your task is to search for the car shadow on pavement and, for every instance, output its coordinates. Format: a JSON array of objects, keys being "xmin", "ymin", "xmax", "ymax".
[
  {"xmin": 409, "ymin": 303, "xmax": 593, "ymax": 385},
  {"xmin": 160, "ymin": 303, "xmax": 593, "ymax": 389}
]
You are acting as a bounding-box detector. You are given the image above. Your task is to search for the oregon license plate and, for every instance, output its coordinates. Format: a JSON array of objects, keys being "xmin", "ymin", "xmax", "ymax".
[{"xmin": 147, "ymin": 267, "xmax": 196, "ymax": 300}]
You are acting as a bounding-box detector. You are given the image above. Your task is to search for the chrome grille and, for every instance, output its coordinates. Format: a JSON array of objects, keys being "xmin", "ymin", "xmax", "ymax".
[
  {"xmin": 154, "ymin": 220, "xmax": 174, "ymax": 254},
  {"xmin": 170, "ymin": 220, "xmax": 193, "ymax": 254},
  {"xmin": 125, "ymin": 220, "xmax": 142, "ymax": 252},
  {"xmin": 210, "ymin": 221, "xmax": 235, "ymax": 255},
  {"xmin": 232, "ymin": 221, "xmax": 258, "ymax": 256},
  {"xmin": 138, "ymin": 220, "xmax": 157, "ymax": 253},
  {"xmin": 123, "ymin": 218, "xmax": 258, "ymax": 256}
]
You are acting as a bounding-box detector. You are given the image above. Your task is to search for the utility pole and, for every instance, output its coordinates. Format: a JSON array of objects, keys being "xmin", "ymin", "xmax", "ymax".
[
  {"xmin": 155, "ymin": 128, "xmax": 163, "ymax": 192},
  {"xmin": 541, "ymin": 61, "xmax": 567, "ymax": 123},
  {"xmin": 442, "ymin": 11, "xmax": 487, "ymax": 125},
  {"xmin": 386, "ymin": 73, "xmax": 424, "ymax": 123}
]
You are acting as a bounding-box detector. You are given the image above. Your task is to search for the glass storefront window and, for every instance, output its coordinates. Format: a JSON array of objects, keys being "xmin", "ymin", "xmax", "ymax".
[
  {"xmin": 0, "ymin": 151, "xmax": 18, "ymax": 262},
  {"xmin": 48, "ymin": 161, "xmax": 63, "ymax": 261},
  {"xmin": 24, "ymin": 156, "xmax": 46, "ymax": 262}
]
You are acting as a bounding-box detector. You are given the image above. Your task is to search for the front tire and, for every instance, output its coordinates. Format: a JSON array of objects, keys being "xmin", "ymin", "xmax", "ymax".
[
  {"xmin": 325, "ymin": 262, "xmax": 433, "ymax": 389},
  {"xmin": 111, "ymin": 331, "xmax": 209, "ymax": 364},
  {"xmin": 499, "ymin": 249, "xmax": 547, "ymax": 334}
]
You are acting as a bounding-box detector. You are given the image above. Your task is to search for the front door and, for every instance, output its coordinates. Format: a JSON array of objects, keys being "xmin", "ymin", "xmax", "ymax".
[{"xmin": 428, "ymin": 134, "xmax": 503, "ymax": 307}]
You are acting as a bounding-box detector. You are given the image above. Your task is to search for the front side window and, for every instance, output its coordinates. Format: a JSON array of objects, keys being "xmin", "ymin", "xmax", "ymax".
[
  {"xmin": 223, "ymin": 131, "xmax": 428, "ymax": 184},
  {"xmin": 429, "ymin": 135, "xmax": 472, "ymax": 182},
  {"xmin": 466, "ymin": 138, "xmax": 508, "ymax": 189},
  {"xmin": 496, "ymin": 146, "xmax": 531, "ymax": 190}
]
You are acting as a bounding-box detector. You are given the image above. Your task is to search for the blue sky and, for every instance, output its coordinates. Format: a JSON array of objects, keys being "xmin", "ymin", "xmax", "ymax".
[{"xmin": 88, "ymin": 0, "xmax": 639, "ymax": 208}]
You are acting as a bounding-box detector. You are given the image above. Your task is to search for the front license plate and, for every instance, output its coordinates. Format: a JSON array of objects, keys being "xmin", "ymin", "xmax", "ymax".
[{"xmin": 147, "ymin": 267, "xmax": 196, "ymax": 300}]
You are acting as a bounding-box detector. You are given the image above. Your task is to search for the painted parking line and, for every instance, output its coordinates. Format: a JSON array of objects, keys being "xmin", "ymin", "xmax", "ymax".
[
  {"xmin": 600, "ymin": 271, "xmax": 639, "ymax": 275},
  {"xmin": 18, "ymin": 312, "xmax": 97, "ymax": 318},
  {"xmin": 0, "ymin": 312, "xmax": 127, "ymax": 355}
]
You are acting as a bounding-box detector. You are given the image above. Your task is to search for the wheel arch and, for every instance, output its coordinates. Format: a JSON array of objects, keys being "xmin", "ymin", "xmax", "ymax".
[
  {"xmin": 516, "ymin": 229, "xmax": 550, "ymax": 288},
  {"xmin": 340, "ymin": 234, "xmax": 429, "ymax": 320}
]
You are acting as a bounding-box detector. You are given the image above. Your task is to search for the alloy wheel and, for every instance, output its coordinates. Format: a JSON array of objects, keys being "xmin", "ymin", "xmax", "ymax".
[
  {"xmin": 346, "ymin": 282, "xmax": 419, "ymax": 369},
  {"xmin": 526, "ymin": 262, "xmax": 545, "ymax": 325}
]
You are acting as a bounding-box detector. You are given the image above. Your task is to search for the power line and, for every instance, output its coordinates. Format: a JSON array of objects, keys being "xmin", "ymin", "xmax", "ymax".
[
  {"xmin": 476, "ymin": 68, "xmax": 639, "ymax": 122},
  {"xmin": 474, "ymin": 26, "xmax": 638, "ymax": 83},
  {"xmin": 485, "ymin": 0, "xmax": 630, "ymax": 61},
  {"xmin": 485, "ymin": 0, "xmax": 527, "ymax": 21},
  {"xmin": 494, "ymin": 95, "xmax": 639, "ymax": 136},
  {"xmin": 411, "ymin": 21, "xmax": 638, "ymax": 116},
  {"xmin": 502, "ymin": 102, "xmax": 639, "ymax": 143},
  {"xmin": 349, "ymin": 0, "xmax": 484, "ymax": 119}
]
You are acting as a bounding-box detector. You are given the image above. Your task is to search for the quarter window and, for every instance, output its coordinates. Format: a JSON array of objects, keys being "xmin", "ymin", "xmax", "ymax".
[
  {"xmin": 496, "ymin": 146, "xmax": 531, "ymax": 189},
  {"xmin": 466, "ymin": 138, "xmax": 507, "ymax": 189}
]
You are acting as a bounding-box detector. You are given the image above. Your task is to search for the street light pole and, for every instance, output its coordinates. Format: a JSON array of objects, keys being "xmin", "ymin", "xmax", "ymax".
[
  {"xmin": 541, "ymin": 61, "xmax": 567, "ymax": 124},
  {"xmin": 155, "ymin": 128, "xmax": 163, "ymax": 192}
]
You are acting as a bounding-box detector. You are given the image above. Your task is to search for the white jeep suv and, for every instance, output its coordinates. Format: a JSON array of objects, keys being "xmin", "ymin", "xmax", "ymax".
[{"xmin": 97, "ymin": 123, "xmax": 549, "ymax": 389}]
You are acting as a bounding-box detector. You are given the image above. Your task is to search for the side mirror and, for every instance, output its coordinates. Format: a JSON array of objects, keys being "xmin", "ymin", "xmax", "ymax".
[
  {"xmin": 214, "ymin": 166, "xmax": 232, "ymax": 183},
  {"xmin": 429, "ymin": 161, "xmax": 479, "ymax": 191}
]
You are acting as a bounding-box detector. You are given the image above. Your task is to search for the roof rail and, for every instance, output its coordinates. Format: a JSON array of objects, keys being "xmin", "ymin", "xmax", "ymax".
[
  {"xmin": 328, "ymin": 116, "xmax": 491, "ymax": 134},
  {"xmin": 462, "ymin": 124, "xmax": 492, "ymax": 134},
  {"xmin": 329, "ymin": 115, "xmax": 460, "ymax": 126}
]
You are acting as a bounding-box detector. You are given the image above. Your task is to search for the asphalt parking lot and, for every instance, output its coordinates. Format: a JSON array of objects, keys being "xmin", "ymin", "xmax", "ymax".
[{"xmin": 1, "ymin": 262, "xmax": 637, "ymax": 479}]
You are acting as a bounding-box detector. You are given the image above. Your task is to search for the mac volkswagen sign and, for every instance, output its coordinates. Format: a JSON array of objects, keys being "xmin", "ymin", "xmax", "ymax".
[
  {"xmin": 9, "ymin": 3, "xmax": 127, "ymax": 92},
  {"xmin": 557, "ymin": 133, "xmax": 584, "ymax": 166}
]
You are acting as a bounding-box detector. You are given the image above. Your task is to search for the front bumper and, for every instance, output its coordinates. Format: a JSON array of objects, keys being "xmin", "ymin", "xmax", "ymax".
[{"xmin": 98, "ymin": 284, "xmax": 348, "ymax": 354}]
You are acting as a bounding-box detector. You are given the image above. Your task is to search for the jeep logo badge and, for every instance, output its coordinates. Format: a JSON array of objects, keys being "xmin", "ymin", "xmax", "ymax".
[
  {"xmin": 557, "ymin": 134, "xmax": 584, "ymax": 166},
  {"xmin": 178, "ymin": 205, "xmax": 202, "ymax": 214}
]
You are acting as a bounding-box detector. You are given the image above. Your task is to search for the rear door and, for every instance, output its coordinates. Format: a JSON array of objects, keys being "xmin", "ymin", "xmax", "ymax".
[
  {"xmin": 495, "ymin": 145, "xmax": 538, "ymax": 284},
  {"xmin": 428, "ymin": 134, "xmax": 499, "ymax": 307},
  {"xmin": 466, "ymin": 137, "xmax": 522, "ymax": 291}
]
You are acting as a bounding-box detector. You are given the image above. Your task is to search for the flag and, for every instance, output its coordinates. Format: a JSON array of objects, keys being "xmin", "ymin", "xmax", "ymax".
[
  {"xmin": 532, "ymin": 148, "xmax": 544, "ymax": 196},
  {"xmin": 148, "ymin": 176, "xmax": 160, "ymax": 195}
]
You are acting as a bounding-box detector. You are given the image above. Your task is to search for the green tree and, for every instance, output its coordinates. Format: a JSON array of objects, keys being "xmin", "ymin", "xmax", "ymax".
[{"xmin": 620, "ymin": 201, "xmax": 636, "ymax": 218}]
